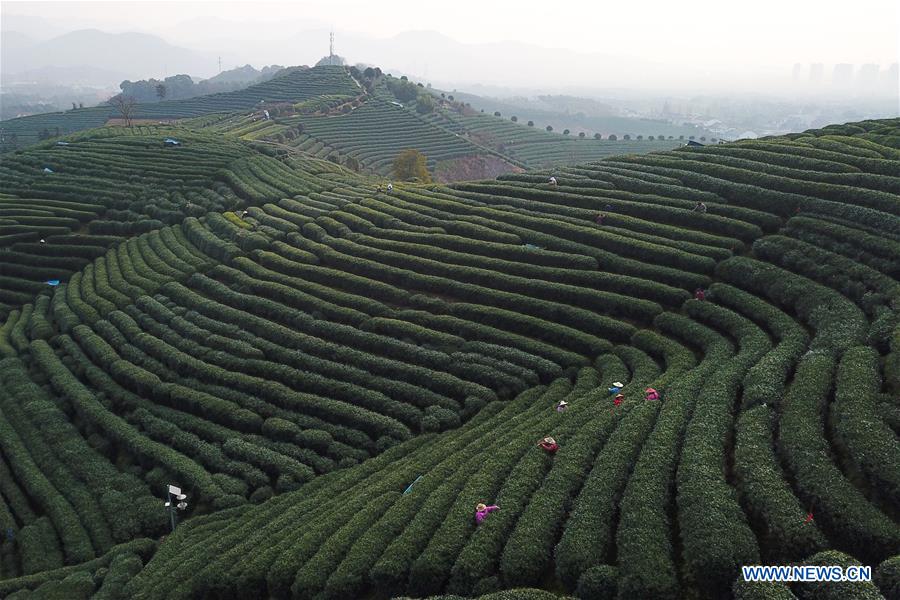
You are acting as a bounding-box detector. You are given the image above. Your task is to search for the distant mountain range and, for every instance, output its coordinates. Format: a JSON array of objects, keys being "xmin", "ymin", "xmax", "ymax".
[
  {"xmin": 1, "ymin": 28, "xmax": 217, "ymax": 86},
  {"xmin": 2, "ymin": 17, "xmax": 737, "ymax": 94}
]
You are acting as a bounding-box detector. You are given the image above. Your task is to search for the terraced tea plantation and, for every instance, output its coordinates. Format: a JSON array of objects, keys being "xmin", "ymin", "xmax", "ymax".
[
  {"xmin": 0, "ymin": 66, "xmax": 358, "ymax": 151},
  {"xmin": 3, "ymin": 65, "xmax": 704, "ymax": 182},
  {"xmin": 284, "ymin": 99, "xmax": 490, "ymax": 174},
  {"xmin": 0, "ymin": 125, "xmax": 361, "ymax": 319},
  {"xmin": 0, "ymin": 117, "xmax": 898, "ymax": 600},
  {"xmin": 445, "ymin": 112, "xmax": 682, "ymax": 168}
]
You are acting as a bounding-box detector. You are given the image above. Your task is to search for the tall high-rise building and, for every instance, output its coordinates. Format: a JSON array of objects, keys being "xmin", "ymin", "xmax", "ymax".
[
  {"xmin": 809, "ymin": 63, "xmax": 824, "ymax": 85},
  {"xmin": 882, "ymin": 63, "xmax": 899, "ymax": 96},
  {"xmin": 878, "ymin": 63, "xmax": 900, "ymax": 101},
  {"xmin": 832, "ymin": 63, "xmax": 854, "ymax": 92},
  {"xmin": 857, "ymin": 64, "xmax": 879, "ymax": 94},
  {"xmin": 792, "ymin": 63, "xmax": 804, "ymax": 83}
]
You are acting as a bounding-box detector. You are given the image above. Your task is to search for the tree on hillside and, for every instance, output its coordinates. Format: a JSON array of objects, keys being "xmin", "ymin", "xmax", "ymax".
[
  {"xmin": 316, "ymin": 54, "xmax": 346, "ymax": 66},
  {"xmin": 386, "ymin": 78, "xmax": 419, "ymax": 102},
  {"xmin": 416, "ymin": 94, "xmax": 435, "ymax": 114},
  {"xmin": 527, "ymin": 120, "xmax": 534, "ymax": 126},
  {"xmin": 121, "ymin": 74, "xmax": 193, "ymax": 102},
  {"xmin": 344, "ymin": 156, "xmax": 360, "ymax": 172},
  {"xmin": 494, "ymin": 111, "xmax": 501, "ymax": 117},
  {"xmin": 511, "ymin": 115, "xmax": 517, "ymax": 122},
  {"xmin": 110, "ymin": 94, "xmax": 137, "ymax": 127},
  {"xmin": 623, "ymin": 134, "xmax": 631, "ymax": 140},
  {"xmin": 393, "ymin": 149, "xmax": 432, "ymax": 183},
  {"xmin": 546, "ymin": 125, "xmax": 553, "ymax": 132},
  {"xmin": 563, "ymin": 129, "xmax": 570, "ymax": 135},
  {"xmin": 156, "ymin": 84, "xmax": 167, "ymax": 100},
  {"xmin": 594, "ymin": 133, "xmax": 601, "ymax": 140},
  {"xmin": 609, "ymin": 134, "xmax": 618, "ymax": 140},
  {"xmin": 578, "ymin": 132, "xmax": 585, "ymax": 138}
]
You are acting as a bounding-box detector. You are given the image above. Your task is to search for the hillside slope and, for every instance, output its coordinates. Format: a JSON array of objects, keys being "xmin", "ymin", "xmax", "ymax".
[
  {"xmin": 2, "ymin": 66, "xmax": 706, "ymax": 181},
  {"xmin": 0, "ymin": 125, "xmax": 359, "ymax": 319},
  {"xmin": 0, "ymin": 66, "xmax": 357, "ymax": 150},
  {"xmin": 0, "ymin": 119, "xmax": 897, "ymax": 600}
]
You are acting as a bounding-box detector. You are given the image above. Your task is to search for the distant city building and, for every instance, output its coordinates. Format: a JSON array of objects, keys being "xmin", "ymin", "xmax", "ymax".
[
  {"xmin": 792, "ymin": 63, "xmax": 804, "ymax": 83},
  {"xmin": 832, "ymin": 63, "xmax": 853, "ymax": 92},
  {"xmin": 809, "ymin": 63, "xmax": 824, "ymax": 85},
  {"xmin": 660, "ymin": 100, "xmax": 673, "ymax": 117},
  {"xmin": 857, "ymin": 64, "xmax": 879, "ymax": 93},
  {"xmin": 882, "ymin": 63, "xmax": 899, "ymax": 96}
]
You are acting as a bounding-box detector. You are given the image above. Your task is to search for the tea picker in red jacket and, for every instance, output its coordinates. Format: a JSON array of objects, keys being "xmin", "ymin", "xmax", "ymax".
[{"xmin": 538, "ymin": 436, "xmax": 559, "ymax": 453}]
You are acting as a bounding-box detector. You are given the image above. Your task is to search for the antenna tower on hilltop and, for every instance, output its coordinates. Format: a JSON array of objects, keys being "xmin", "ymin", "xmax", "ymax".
[{"xmin": 330, "ymin": 30, "xmax": 335, "ymax": 61}]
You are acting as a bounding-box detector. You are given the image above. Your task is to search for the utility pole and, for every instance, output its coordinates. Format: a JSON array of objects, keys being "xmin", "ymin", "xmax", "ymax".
[{"xmin": 218, "ymin": 56, "xmax": 222, "ymax": 73}]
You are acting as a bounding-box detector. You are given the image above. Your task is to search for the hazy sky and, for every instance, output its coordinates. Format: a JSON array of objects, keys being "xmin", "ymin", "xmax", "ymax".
[
  {"xmin": 3, "ymin": 0, "xmax": 899, "ymax": 98},
  {"xmin": 6, "ymin": 0, "xmax": 898, "ymax": 66}
]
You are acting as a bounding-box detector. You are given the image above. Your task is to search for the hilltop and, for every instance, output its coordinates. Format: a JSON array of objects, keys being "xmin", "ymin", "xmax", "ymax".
[
  {"xmin": 1, "ymin": 65, "xmax": 703, "ymax": 180},
  {"xmin": 0, "ymin": 114, "xmax": 897, "ymax": 599},
  {"xmin": 0, "ymin": 66, "xmax": 358, "ymax": 149}
]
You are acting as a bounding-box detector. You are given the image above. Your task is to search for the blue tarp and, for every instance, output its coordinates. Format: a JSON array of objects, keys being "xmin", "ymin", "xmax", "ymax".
[
  {"xmin": 164, "ymin": 138, "xmax": 181, "ymax": 146},
  {"xmin": 46, "ymin": 280, "xmax": 60, "ymax": 286},
  {"xmin": 403, "ymin": 475, "xmax": 423, "ymax": 495}
]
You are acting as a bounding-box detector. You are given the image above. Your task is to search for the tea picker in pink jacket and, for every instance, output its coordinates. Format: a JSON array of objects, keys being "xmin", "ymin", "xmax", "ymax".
[{"xmin": 475, "ymin": 502, "xmax": 499, "ymax": 525}]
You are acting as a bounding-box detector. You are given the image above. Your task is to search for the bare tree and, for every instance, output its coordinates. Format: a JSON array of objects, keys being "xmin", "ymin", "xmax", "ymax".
[{"xmin": 110, "ymin": 94, "xmax": 137, "ymax": 127}]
